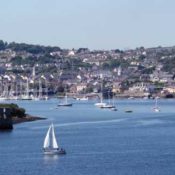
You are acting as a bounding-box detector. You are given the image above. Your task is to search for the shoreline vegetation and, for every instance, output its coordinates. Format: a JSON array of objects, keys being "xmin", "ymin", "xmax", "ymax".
[{"xmin": 0, "ymin": 103, "xmax": 46, "ymax": 130}]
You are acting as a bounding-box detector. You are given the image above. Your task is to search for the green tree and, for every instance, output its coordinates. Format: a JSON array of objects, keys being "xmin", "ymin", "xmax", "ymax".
[{"xmin": 0, "ymin": 40, "xmax": 6, "ymax": 50}]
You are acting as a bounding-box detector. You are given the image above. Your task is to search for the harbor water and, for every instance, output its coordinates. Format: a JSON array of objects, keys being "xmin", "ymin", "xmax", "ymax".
[{"xmin": 1, "ymin": 99, "xmax": 175, "ymax": 175}]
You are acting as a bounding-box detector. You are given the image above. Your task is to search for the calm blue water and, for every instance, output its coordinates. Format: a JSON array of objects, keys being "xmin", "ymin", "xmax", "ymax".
[{"xmin": 1, "ymin": 98, "xmax": 175, "ymax": 175}]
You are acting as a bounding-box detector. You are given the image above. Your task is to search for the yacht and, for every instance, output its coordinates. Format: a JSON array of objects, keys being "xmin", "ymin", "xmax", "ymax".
[
  {"xmin": 58, "ymin": 94, "xmax": 72, "ymax": 107},
  {"xmin": 100, "ymin": 91, "xmax": 116, "ymax": 110},
  {"xmin": 43, "ymin": 124, "xmax": 66, "ymax": 155},
  {"xmin": 153, "ymin": 98, "xmax": 160, "ymax": 112},
  {"xmin": 94, "ymin": 78, "xmax": 106, "ymax": 107}
]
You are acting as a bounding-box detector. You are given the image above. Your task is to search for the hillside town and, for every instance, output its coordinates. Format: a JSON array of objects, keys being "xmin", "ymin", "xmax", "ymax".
[{"xmin": 0, "ymin": 40, "xmax": 175, "ymax": 99}]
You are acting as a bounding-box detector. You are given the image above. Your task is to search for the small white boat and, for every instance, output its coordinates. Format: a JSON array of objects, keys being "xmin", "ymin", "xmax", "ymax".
[
  {"xmin": 94, "ymin": 92, "xmax": 106, "ymax": 107},
  {"xmin": 57, "ymin": 103, "xmax": 72, "ymax": 107},
  {"xmin": 20, "ymin": 95, "xmax": 33, "ymax": 100},
  {"xmin": 76, "ymin": 96, "xmax": 88, "ymax": 101},
  {"xmin": 95, "ymin": 102, "xmax": 107, "ymax": 108},
  {"xmin": 153, "ymin": 107, "xmax": 160, "ymax": 112},
  {"xmin": 128, "ymin": 96, "xmax": 134, "ymax": 99},
  {"xmin": 32, "ymin": 95, "xmax": 49, "ymax": 101},
  {"xmin": 58, "ymin": 94, "xmax": 72, "ymax": 107},
  {"xmin": 101, "ymin": 91, "xmax": 117, "ymax": 110},
  {"xmin": 153, "ymin": 98, "xmax": 160, "ymax": 112},
  {"xmin": 43, "ymin": 124, "xmax": 66, "ymax": 155},
  {"xmin": 94, "ymin": 76, "xmax": 106, "ymax": 108},
  {"xmin": 100, "ymin": 104, "xmax": 114, "ymax": 109},
  {"xmin": 0, "ymin": 96, "xmax": 8, "ymax": 101}
]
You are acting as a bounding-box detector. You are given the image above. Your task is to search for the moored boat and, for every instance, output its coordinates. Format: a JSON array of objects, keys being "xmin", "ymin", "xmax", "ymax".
[
  {"xmin": 125, "ymin": 110, "xmax": 133, "ymax": 113},
  {"xmin": 153, "ymin": 97, "xmax": 160, "ymax": 112},
  {"xmin": 58, "ymin": 94, "xmax": 72, "ymax": 107}
]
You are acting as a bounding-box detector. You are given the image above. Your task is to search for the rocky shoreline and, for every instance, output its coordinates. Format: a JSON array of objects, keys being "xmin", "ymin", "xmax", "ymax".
[{"xmin": 12, "ymin": 114, "xmax": 46, "ymax": 124}]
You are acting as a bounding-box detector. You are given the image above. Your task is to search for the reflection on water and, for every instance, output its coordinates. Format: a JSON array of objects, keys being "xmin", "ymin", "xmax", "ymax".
[{"xmin": 43, "ymin": 154, "xmax": 59, "ymax": 162}]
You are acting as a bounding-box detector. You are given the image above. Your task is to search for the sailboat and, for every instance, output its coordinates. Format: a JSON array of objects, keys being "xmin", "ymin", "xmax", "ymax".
[
  {"xmin": 43, "ymin": 124, "xmax": 66, "ymax": 155},
  {"xmin": 94, "ymin": 77, "xmax": 106, "ymax": 107},
  {"xmin": 153, "ymin": 97, "xmax": 160, "ymax": 112},
  {"xmin": 111, "ymin": 93, "xmax": 117, "ymax": 111},
  {"xmin": 100, "ymin": 91, "xmax": 115, "ymax": 109},
  {"xmin": 58, "ymin": 93, "xmax": 72, "ymax": 107},
  {"xmin": 125, "ymin": 99, "xmax": 133, "ymax": 113},
  {"xmin": 20, "ymin": 79, "xmax": 32, "ymax": 100},
  {"xmin": 33, "ymin": 79, "xmax": 48, "ymax": 101},
  {"xmin": 94, "ymin": 94, "xmax": 106, "ymax": 107}
]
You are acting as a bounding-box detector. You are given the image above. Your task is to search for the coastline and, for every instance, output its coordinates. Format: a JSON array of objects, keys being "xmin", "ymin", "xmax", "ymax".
[{"xmin": 12, "ymin": 114, "xmax": 46, "ymax": 124}]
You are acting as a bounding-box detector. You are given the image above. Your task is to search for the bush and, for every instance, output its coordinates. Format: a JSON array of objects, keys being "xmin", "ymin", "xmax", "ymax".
[{"xmin": 0, "ymin": 103, "xmax": 26, "ymax": 118}]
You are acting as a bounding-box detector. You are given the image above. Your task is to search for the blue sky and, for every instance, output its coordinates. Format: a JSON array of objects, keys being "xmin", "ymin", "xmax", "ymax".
[{"xmin": 0, "ymin": 0, "xmax": 175, "ymax": 50}]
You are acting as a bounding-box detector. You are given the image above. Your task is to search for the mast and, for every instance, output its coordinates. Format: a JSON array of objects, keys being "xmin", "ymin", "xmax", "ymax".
[
  {"xmin": 45, "ymin": 79, "xmax": 48, "ymax": 99},
  {"xmin": 26, "ymin": 78, "xmax": 29, "ymax": 98},
  {"xmin": 32, "ymin": 66, "xmax": 36, "ymax": 81},
  {"xmin": 65, "ymin": 94, "xmax": 68, "ymax": 104},
  {"xmin": 19, "ymin": 81, "xmax": 21, "ymax": 98},
  {"xmin": 39, "ymin": 79, "xmax": 42, "ymax": 98},
  {"xmin": 65, "ymin": 86, "xmax": 68, "ymax": 104},
  {"xmin": 155, "ymin": 98, "xmax": 158, "ymax": 108},
  {"xmin": 112, "ymin": 91, "xmax": 115, "ymax": 106},
  {"xmin": 108, "ymin": 91, "xmax": 111, "ymax": 105},
  {"xmin": 100, "ymin": 74, "xmax": 103, "ymax": 103}
]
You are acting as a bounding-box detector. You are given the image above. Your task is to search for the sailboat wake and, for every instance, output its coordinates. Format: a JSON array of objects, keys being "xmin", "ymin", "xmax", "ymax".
[{"xmin": 32, "ymin": 118, "xmax": 126, "ymax": 130}]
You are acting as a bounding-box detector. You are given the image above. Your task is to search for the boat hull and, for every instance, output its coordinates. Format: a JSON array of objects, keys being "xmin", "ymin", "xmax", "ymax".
[
  {"xmin": 125, "ymin": 110, "xmax": 133, "ymax": 113},
  {"xmin": 94, "ymin": 103, "xmax": 107, "ymax": 107},
  {"xmin": 43, "ymin": 148, "xmax": 66, "ymax": 155},
  {"xmin": 57, "ymin": 103, "xmax": 72, "ymax": 107},
  {"xmin": 153, "ymin": 108, "xmax": 160, "ymax": 112},
  {"xmin": 76, "ymin": 97, "xmax": 88, "ymax": 101},
  {"xmin": 100, "ymin": 105, "xmax": 115, "ymax": 109}
]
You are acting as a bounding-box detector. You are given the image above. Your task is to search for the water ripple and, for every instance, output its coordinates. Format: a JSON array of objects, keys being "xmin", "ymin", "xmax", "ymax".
[{"xmin": 31, "ymin": 118, "xmax": 126, "ymax": 130}]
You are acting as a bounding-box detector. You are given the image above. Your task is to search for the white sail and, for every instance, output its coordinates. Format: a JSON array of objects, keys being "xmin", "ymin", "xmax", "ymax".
[
  {"xmin": 51, "ymin": 124, "xmax": 59, "ymax": 149},
  {"xmin": 43, "ymin": 125, "xmax": 51, "ymax": 149},
  {"xmin": 43, "ymin": 124, "xmax": 66, "ymax": 155},
  {"xmin": 155, "ymin": 98, "xmax": 158, "ymax": 108}
]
